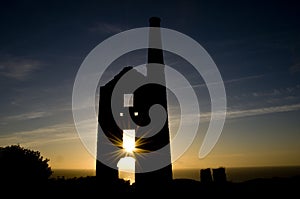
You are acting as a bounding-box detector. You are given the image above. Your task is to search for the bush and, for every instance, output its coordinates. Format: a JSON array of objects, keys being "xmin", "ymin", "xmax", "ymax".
[{"xmin": 0, "ymin": 145, "xmax": 52, "ymax": 185}]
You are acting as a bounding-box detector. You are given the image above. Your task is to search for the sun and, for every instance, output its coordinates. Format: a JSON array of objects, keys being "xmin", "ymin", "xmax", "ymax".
[
  {"xmin": 109, "ymin": 128, "xmax": 152, "ymax": 185},
  {"xmin": 122, "ymin": 129, "xmax": 135, "ymax": 153}
]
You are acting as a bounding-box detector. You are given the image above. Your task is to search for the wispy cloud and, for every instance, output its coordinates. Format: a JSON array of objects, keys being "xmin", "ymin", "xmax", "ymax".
[
  {"xmin": 193, "ymin": 75, "xmax": 264, "ymax": 87},
  {"xmin": 3, "ymin": 111, "xmax": 50, "ymax": 121},
  {"xmin": 225, "ymin": 103, "xmax": 300, "ymax": 119},
  {"xmin": 169, "ymin": 103, "xmax": 300, "ymax": 125},
  {"xmin": 251, "ymin": 85, "xmax": 300, "ymax": 98},
  {"xmin": 0, "ymin": 123, "xmax": 79, "ymax": 147},
  {"xmin": 199, "ymin": 103, "xmax": 300, "ymax": 122},
  {"xmin": 89, "ymin": 22, "xmax": 126, "ymax": 34},
  {"xmin": 2, "ymin": 104, "xmax": 300, "ymax": 148},
  {"xmin": 173, "ymin": 74, "xmax": 264, "ymax": 90},
  {"xmin": 224, "ymin": 74, "xmax": 264, "ymax": 84},
  {"xmin": 0, "ymin": 57, "xmax": 40, "ymax": 80}
]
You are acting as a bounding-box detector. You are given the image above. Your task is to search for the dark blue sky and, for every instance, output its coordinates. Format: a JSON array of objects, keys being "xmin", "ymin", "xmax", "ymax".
[{"xmin": 0, "ymin": 0, "xmax": 300, "ymax": 169}]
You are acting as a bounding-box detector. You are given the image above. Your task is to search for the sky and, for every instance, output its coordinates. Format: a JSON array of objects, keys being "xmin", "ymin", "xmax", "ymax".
[{"xmin": 1, "ymin": 0, "xmax": 300, "ymax": 174}]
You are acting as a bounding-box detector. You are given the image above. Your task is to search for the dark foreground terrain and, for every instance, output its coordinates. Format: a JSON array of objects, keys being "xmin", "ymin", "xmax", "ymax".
[{"xmin": 2, "ymin": 175, "xmax": 299, "ymax": 197}]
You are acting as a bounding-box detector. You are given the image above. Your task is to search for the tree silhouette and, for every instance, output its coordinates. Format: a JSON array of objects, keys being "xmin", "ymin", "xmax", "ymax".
[{"xmin": 0, "ymin": 145, "xmax": 52, "ymax": 185}]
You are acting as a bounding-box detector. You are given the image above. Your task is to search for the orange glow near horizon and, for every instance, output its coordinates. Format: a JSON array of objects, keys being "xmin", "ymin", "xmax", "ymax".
[
  {"xmin": 117, "ymin": 156, "xmax": 135, "ymax": 185},
  {"xmin": 29, "ymin": 112, "xmax": 300, "ymax": 172}
]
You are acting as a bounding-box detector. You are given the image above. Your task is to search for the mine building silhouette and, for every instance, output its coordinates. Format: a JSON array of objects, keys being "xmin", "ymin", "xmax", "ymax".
[{"xmin": 96, "ymin": 17, "xmax": 173, "ymax": 190}]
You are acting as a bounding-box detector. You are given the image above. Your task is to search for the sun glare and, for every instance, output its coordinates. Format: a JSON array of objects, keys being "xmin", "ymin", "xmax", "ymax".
[{"xmin": 123, "ymin": 129, "xmax": 135, "ymax": 153}]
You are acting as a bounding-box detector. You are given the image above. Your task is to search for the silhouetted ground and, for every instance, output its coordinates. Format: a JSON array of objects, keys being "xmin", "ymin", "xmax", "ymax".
[
  {"xmin": 3, "ymin": 175, "xmax": 299, "ymax": 197},
  {"xmin": 171, "ymin": 177, "xmax": 300, "ymax": 197}
]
